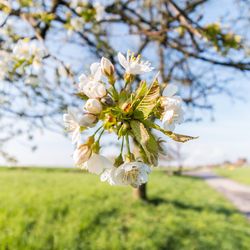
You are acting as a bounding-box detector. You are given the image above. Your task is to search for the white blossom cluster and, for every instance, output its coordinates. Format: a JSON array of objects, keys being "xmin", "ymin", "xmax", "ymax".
[
  {"xmin": 64, "ymin": 50, "xmax": 185, "ymax": 187},
  {"xmin": 0, "ymin": 37, "xmax": 46, "ymax": 81},
  {"xmin": 0, "ymin": 51, "xmax": 12, "ymax": 80},
  {"xmin": 13, "ymin": 39, "xmax": 46, "ymax": 71},
  {"xmin": 67, "ymin": 1, "xmax": 104, "ymax": 35}
]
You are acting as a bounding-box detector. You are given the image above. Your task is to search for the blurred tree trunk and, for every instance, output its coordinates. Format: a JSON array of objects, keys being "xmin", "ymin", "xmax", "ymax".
[
  {"xmin": 133, "ymin": 183, "xmax": 147, "ymax": 200},
  {"xmin": 175, "ymin": 165, "xmax": 183, "ymax": 175}
]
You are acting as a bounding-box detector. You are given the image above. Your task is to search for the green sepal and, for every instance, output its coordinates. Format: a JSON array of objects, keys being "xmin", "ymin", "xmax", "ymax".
[
  {"xmin": 79, "ymin": 126, "xmax": 87, "ymax": 133},
  {"xmin": 75, "ymin": 92, "xmax": 88, "ymax": 100},
  {"xmin": 114, "ymin": 154, "xmax": 124, "ymax": 167},
  {"xmin": 92, "ymin": 141, "xmax": 100, "ymax": 153}
]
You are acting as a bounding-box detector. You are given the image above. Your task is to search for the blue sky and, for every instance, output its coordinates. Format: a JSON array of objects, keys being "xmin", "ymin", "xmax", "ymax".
[{"xmin": 1, "ymin": 0, "xmax": 250, "ymax": 167}]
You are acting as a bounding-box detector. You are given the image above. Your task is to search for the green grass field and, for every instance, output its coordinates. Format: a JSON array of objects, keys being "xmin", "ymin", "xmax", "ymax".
[
  {"xmin": 215, "ymin": 166, "xmax": 250, "ymax": 185},
  {"xmin": 0, "ymin": 167, "xmax": 250, "ymax": 250}
]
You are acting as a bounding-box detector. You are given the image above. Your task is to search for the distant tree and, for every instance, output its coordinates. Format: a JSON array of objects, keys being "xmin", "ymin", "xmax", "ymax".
[
  {"xmin": 170, "ymin": 142, "xmax": 186, "ymax": 175},
  {"xmin": 0, "ymin": 0, "xmax": 250, "ymax": 198}
]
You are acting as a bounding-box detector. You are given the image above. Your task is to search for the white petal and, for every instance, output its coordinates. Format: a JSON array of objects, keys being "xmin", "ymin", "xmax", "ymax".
[
  {"xmin": 101, "ymin": 168, "xmax": 119, "ymax": 185},
  {"xmin": 163, "ymin": 84, "xmax": 178, "ymax": 97},
  {"xmin": 163, "ymin": 122, "xmax": 175, "ymax": 131},
  {"xmin": 67, "ymin": 107, "xmax": 78, "ymax": 121},
  {"xmin": 79, "ymin": 73, "xmax": 87, "ymax": 82},
  {"xmin": 100, "ymin": 170, "xmax": 110, "ymax": 182},
  {"xmin": 90, "ymin": 62, "xmax": 100, "ymax": 75},
  {"xmin": 90, "ymin": 62, "xmax": 102, "ymax": 81},
  {"xmin": 85, "ymin": 154, "xmax": 113, "ymax": 175},
  {"xmin": 71, "ymin": 129, "xmax": 80, "ymax": 144},
  {"xmin": 129, "ymin": 63, "xmax": 142, "ymax": 74},
  {"xmin": 163, "ymin": 110, "xmax": 174, "ymax": 123},
  {"xmin": 162, "ymin": 96, "xmax": 182, "ymax": 109},
  {"xmin": 78, "ymin": 114, "xmax": 96, "ymax": 127},
  {"xmin": 89, "ymin": 83, "xmax": 106, "ymax": 98},
  {"xmin": 178, "ymin": 112, "xmax": 184, "ymax": 123},
  {"xmin": 63, "ymin": 114, "xmax": 71, "ymax": 122},
  {"xmin": 118, "ymin": 52, "xmax": 128, "ymax": 70}
]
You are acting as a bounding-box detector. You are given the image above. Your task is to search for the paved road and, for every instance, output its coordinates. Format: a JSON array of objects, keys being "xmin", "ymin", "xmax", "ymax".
[{"xmin": 186, "ymin": 170, "xmax": 250, "ymax": 220}]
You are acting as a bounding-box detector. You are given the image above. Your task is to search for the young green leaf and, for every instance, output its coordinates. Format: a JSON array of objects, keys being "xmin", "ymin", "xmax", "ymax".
[
  {"xmin": 130, "ymin": 120, "xmax": 158, "ymax": 165},
  {"xmin": 134, "ymin": 80, "xmax": 148, "ymax": 99},
  {"xmin": 133, "ymin": 79, "xmax": 160, "ymax": 119}
]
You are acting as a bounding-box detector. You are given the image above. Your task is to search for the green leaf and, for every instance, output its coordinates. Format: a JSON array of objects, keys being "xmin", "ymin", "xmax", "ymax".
[
  {"xmin": 130, "ymin": 120, "xmax": 158, "ymax": 165},
  {"xmin": 118, "ymin": 90, "xmax": 130, "ymax": 107},
  {"xmin": 163, "ymin": 131, "xmax": 198, "ymax": 143},
  {"xmin": 133, "ymin": 79, "xmax": 160, "ymax": 119},
  {"xmin": 134, "ymin": 80, "xmax": 148, "ymax": 99},
  {"xmin": 143, "ymin": 120, "xmax": 198, "ymax": 143}
]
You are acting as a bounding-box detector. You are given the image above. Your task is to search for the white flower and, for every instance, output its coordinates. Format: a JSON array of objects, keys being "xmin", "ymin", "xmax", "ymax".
[
  {"xmin": 63, "ymin": 108, "xmax": 96, "ymax": 144},
  {"xmin": 163, "ymin": 84, "xmax": 178, "ymax": 97},
  {"xmin": 70, "ymin": 0, "xmax": 88, "ymax": 14},
  {"xmin": 94, "ymin": 2, "xmax": 105, "ymax": 21},
  {"xmin": 25, "ymin": 76, "xmax": 38, "ymax": 86},
  {"xmin": 83, "ymin": 153, "xmax": 113, "ymax": 175},
  {"xmin": 101, "ymin": 162, "xmax": 151, "ymax": 187},
  {"xmin": 100, "ymin": 57, "xmax": 114, "ymax": 77},
  {"xmin": 70, "ymin": 0, "xmax": 87, "ymax": 9},
  {"xmin": 84, "ymin": 99, "xmax": 102, "ymax": 114},
  {"xmin": 0, "ymin": 51, "xmax": 11, "ymax": 80},
  {"xmin": 73, "ymin": 144, "xmax": 92, "ymax": 166},
  {"xmin": 162, "ymin": 106, "xmax": 184, "ymax": 131},
  {"xmin": 13, "ymin": 39, "xmax": 31, "ymax": 60},
  {"xmin": 79, "ymin": 113, "xmax": 97, "ymax": 127},
  {"xmin": 78, "ymin": 62, "xmax": 107, "ymax": 98},
  {"xmin": 161, "ymin": 84, "xmax": 184, "ymax": 131},
  {"xmin": 70, "ymin": 17, "xmax": 84, "ymax": 32},
  {"xmin": 79, "ymin": 62, "xmax": 102, "ymax": 86},
  {"xmin": 117, "ymin": 162, "xmax": 151, "ymax": 187},
  {"xmin": 118, "ymin": 51, "xmax": 153, "ymax": 75},
  {"xmin": 82, "ymin": 82, "xmax": 107, "ymax": 99},
  {"xmin": 100, "ymin": 167, "xmax": 118, "ymax": 185},
  {"xmin": 13, "ymin": 39, "xmax": 45, "ymax": 70}
]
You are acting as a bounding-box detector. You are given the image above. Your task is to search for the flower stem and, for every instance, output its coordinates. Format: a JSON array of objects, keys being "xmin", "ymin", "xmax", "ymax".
[
  {"xmin": 125, "ymin": 134, "xmax": 131, "ymax": 157},
  {"xmin": 120, "ymin": 136, "xmax": 125, "ymax": 155},
  {"xmin": 97, "ymin": 129, "xmax": 105, "ymax": 143},
  {"xmin": 93, "ymin": 126, "xmax": 102, "ymax": 137}
]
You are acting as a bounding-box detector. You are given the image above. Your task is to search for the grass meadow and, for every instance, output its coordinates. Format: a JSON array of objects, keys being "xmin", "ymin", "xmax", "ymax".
[
  {"xmin": 215, "ymin": 166, "xmax": 250, "ymax": 185},
  {"xmin": 0, "ymin": 167, "xmax": 250, "ymax": 250}
]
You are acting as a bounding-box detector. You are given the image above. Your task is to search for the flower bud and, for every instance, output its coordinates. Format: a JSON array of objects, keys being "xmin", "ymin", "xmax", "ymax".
[
  {"xmin": 88, "ymin": 82, "xmax": 107, "ymax": 99},
  {"xmin": 124, "ymin": 73, "xmax": 134, "ymax": 84},
  {"xmin": 101, "ymin": 57, "xmax": 114, "ymax": 78},
  {"xmin": 84, "ymin": 99, "xmax": 102, "ymax": 114},
  {"xmin": 73, "ymin": 144, "xmax": 92, "ymax": 166},
  {"xmin": 78, "ymin": 113, "xmax": 96, "ymax": 127},
  {"xmin": 80, "ymin": 81, "xmax": 107, "ymax": 99}
]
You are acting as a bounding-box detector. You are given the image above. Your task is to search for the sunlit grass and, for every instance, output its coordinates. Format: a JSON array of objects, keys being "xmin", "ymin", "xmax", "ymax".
[
  {"xmin": 215, "ymin": 166, "xmax": 250, "ymax": 185},
  {"xmin": 0, "ymin": 167, "xmax": 250, "ymax": 250}
]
